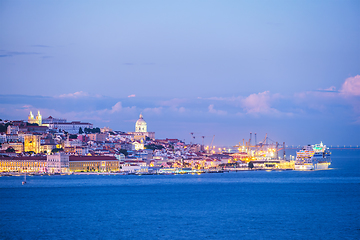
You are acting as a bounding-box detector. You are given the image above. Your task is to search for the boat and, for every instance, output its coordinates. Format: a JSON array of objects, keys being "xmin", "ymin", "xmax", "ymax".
[
  {"xmin": 295, "ymin": 142, "xmax": 331, "ymax": 170},
  {"xmin": 22, "ymin": 173, "xmax": 27, "ymax": 185}
]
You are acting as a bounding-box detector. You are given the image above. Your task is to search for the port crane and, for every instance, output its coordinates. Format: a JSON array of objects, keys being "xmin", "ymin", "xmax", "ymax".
[{"xmin": 235, "ymin": 133, "xmax": 286, "ymax": 160}]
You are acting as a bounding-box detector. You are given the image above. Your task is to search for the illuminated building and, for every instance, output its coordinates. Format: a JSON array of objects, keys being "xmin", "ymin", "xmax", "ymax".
[
  {"xmin": 0, "ymin": 155, "xmax": 47, "ymax": 173},
  {"xmin": 101, "ymin": 127, "xmax": 112, "ymax": 133},
  {"xmin": 28, "ymin": 111, "xmax": 42, "ymax": 126},
  {"xmin": 1, "ymin": 142, "xmax": 24, "ymax": 153},
  {"xmin": 40, "ymin": 144, "xmax": 57, "ymax": 155},
  {"xmin": 69, "ymin": 156, "xmax": 119, "ymax": 172},
  {"xmin": 24, "ymin": 135, "xmax": 41, "ymax": 153},
  {"xmin": 132, "ymin": 140, "xmax": 144, "ymax": 150},
  {"xmin": 136, "ymin": 113, "xmax": 147, "ymax": 132},
  {"xmin": 128, "ymin": 114, "xmax": 155, "ymax": 141}
]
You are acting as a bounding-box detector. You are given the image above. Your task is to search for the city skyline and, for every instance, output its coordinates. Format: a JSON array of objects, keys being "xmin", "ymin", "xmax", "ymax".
[{"xmin": 1, "ymin": 0, "xmax": 359, "ymax": 146}]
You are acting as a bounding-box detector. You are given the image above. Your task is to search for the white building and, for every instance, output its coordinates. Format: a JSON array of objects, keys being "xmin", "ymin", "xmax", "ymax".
[
  {"xmin": 7, "ymin": 125, "xmax": 19, "ymax": 134},
  {"xmin": 48, "ymin": 121, "xmax": 93, "ymax": 134},
  {"xmin": 46, "ymin": 152, "xmax": 69, "ymax": 173},
  {"xmin": 128, "ymin": 114, "xmax": 155, "ymax": 140}
]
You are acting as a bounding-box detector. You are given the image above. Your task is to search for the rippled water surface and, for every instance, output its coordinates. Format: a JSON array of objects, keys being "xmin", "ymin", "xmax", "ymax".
[{"xmin": 1, "ymin": 149, "xmax": 359, "ymax": 239}]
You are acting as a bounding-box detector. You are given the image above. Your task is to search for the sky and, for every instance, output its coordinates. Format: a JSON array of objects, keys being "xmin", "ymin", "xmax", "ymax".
[{"xmin": 0, "ymin": 0, "xmax": 359, "ymax": 147}]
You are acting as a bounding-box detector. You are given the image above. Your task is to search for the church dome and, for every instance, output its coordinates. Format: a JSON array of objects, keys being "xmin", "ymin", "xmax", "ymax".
[{"xmin": 135, "ymin": 114, "xmax": 147, "ymax": 132}]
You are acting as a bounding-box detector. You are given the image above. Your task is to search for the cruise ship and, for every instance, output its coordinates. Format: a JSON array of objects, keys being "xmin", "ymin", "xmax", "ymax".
[{"xmin": 295, "ymin": 142, "xmax": 331, "ymax": 170}]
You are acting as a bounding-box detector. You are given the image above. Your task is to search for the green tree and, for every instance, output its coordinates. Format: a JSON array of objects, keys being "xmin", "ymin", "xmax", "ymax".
[{"xmin": 79, "ymin": 127, "xmax": 84, "ymax": 134}]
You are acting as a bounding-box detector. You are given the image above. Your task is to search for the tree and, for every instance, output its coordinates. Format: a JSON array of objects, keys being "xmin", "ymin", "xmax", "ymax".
[
  {"xmin": 145, "ymin": 144, "xmax": 164, "ymax": 150},
  {"xmin": 248, "ymin": 161, "xmax": 254, "ymax": 169},
  {"xmin": 52, "ymin": 148, "xmax": 64, "ymax": 153},
  {"xmin": 6, "ymin": 147, "xmax": 15, "ymax": 153},
  {"xmin": 84, "ymin": 127, "xmax": 100, "ymax": 134},
  {"xmin": 119, "ymin": 149, "xmax": 129, "ymax": 156},
  {"xmin": 69, "ymin": 134, "xmax": 78, "ymax": 139},
  {"xmin": 26, "ymin": 122, "xmax": 39, "ymax": 126},
  {"xmin": 0, "ymin": 123, "xmax": 11, "ymax": 133},
  {"xmin": 79, "ymin": 127, "xmax": 84, "ymax": 134}
]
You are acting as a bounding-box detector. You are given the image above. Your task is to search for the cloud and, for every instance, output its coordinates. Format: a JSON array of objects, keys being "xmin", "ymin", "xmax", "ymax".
[
  {"xmin": 110, "ymin": 102, "xmax": 122, "ymax": 113},
  {"xmin": 317, "ymin": 86, "xmax": 337, "ymax": 92},
  {"xmin": 178, "ymin": 107, "xmax": 186, "ymax": 113},
  {"xmin": 241, "ymin": 91, "xmax": 279, "ymax": 114},
  {"xmin": 340, "ymin": 75, "xmax": 360, "ymax": 96},
  {"xmin": 100, "ymin": 102, "xmax": 136, "ymax": 115},
  {"xmin": 58, "ymin": 91, "xmax": 89, "ymax": 98},
  {"xmin": 0, "ymin": 50, "xmax": 41, "ymax": 57},
  {"xmin": 128, "ymin": 94, "xmax": 136, "ymax": 98},
  {"xmin": 143, "ymin": 107, "xmax": 162, "ymax": 115},
  {"xmin": 208, "ymin": 104, "xmax": 227, "ymax": 115}
]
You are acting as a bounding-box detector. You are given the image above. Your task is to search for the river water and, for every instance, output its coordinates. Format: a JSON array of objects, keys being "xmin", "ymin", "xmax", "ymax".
[{"xmin": 0, "ymin": 149, "xmax": 359, "ymax": 239}]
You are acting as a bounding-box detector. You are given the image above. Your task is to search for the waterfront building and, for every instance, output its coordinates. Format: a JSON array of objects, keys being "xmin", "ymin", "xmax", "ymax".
[
  {"xmin": 46, "ymin": 152, "xmax": 69, "ymax": 173},
  {"xmin": 250, "ymin": 160, "xmax": 294, "ymax": 170},
  {"xmin": 69, "ymin": 156, "xmax": 119, "ymax": 172},
  {"xmin": 120, "ymin": 159, "xmax": 147, "ymax": 173},
  {"xmin": 0, "ymin": 155, "xmax": 46, "ymax": 173}
]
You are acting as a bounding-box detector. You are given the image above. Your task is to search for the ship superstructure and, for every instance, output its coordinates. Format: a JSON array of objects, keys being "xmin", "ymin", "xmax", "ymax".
[{"xmin": 295, "ymin": 142, "xmax": 331, "ymax": 170}]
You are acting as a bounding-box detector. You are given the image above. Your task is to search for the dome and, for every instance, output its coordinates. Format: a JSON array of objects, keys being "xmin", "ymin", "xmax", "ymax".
[{"xmin": 135, "ymin": 113, "xmax": 147, "ymax": 132}]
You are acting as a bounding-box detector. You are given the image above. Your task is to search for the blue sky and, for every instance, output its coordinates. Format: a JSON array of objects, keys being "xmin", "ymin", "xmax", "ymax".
[{"xmin": 1, "ymin": 0, "xmax": 359, "ymax": 146}]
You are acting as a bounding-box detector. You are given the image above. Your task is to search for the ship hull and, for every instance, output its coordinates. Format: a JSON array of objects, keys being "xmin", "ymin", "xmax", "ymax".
[
  {"xmin": 295, "ymin": 164, "xmax": 314, "ymax": 170},
  {"xmin": 295, "ymin": 162, "xmax": 330, "ymax": 171},
  {"xmin": 314, "ymin": 162, "xmax": 330, "ymax": 170}
]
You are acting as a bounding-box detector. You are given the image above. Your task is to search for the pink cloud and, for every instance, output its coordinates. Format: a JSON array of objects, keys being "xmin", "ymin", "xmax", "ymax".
[
  {"xmin": 340, "ymin": 75, "xmax": 360, "ymax": 96},
  {"xmin": 128, "ymin": 94, "xmax": 136, "ymax": 98},
  {"xmin": 160, "ymin": 98, "xmax": 187, "ymax": 107},
  {"xmin": 241, "ymin": 91, "xmax": 278, "ymax": 114},
  {"xmin": 208, "ymin": 104, "xmax": 227, "ymax": 115},
  {"xmin": 111, "ymin": 102, "xmax": 122, "ymax": 113},
  {"xmin": 58, "ymin": 91, "xmax": 89, "ymax": 98}
]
